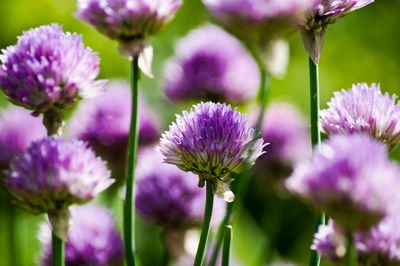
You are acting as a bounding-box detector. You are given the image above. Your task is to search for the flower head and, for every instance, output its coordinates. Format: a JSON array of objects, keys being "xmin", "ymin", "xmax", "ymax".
[
  {"xmin": 320, "ymin": 83, "xmax": 400, "ymax": 151},
  {"xmin": 0, "ymin": 24, "xmax": 105, "ymax": 115},
  {"xmin": 6, "ymin": 137, "xmax": 113, "ymax": 215},
  {"xmin": 164, "ymin": 24, "xmax": 259, "ymax": 103},
  {"xmin": 39, "ymin": 204, "xmax": 124, "ymax": 266},
  {"xmin": 76, "ymin": 0, "xmax": 182, "ymax": 56},
  {"xmin": 286, "ymin": 135, "xmax": 400, "ymax": 232},
  {"xmin": 136, "ymin": 147, "xmax": 225, "ymax": 228},
  {"xmin": 300, "ymin": 0, "xmax": 373, "ymax": 63},
  {"xmin": 202, "ymin": 0, "xmax": 313, "ymax": 49},
  {"xmin": 67, "ymin": 81, "xmax": 160, "ymax": 181},
  {"xmin": 313, "ymin": 215, "xmax": 400, "ymax": 265},
  {"xmin": 159, "ymin": 102, "xmax": 265, "ymax": 201},
  {"xmin": 0, "ymin": 106, "xmax": 46, "ymax": 171}
]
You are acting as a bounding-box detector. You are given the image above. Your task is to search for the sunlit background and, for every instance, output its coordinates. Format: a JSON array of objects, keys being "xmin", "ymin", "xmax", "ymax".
[{"xmin": 0, "ymin": 0, "xmax": 399, "ymax": 265}]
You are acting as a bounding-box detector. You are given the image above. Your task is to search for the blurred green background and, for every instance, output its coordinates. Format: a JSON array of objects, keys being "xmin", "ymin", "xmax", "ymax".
[{"xmin": 0, "ymin": 0, "xmax": 399, "ymax": 265}]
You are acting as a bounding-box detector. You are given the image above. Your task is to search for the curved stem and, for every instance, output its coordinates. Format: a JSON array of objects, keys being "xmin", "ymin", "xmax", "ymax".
[
  {"xmin": 52, "ymin": 232, "xmax": 64, "ymax": 266},
  {"xmin": 308, "ymin": 57, "xmax": 325, "ymax": 266},
  {"xmin": 221, "ymin": 225, "xmax": 232, "ymax": 266},
  {"xmin": 124, "ymin": 56, "xmax": 140, "ymax": 266},
  {"xmin": 255, "ymin": 68, "xmax": 269, "ymax": 133},
  {"xmin": 346, "ymin": 233, "xmax": 357, "ymax": 266},
  {"xmin": 193, "ymin": 181, "xmax": 214, "ymax": 266}
]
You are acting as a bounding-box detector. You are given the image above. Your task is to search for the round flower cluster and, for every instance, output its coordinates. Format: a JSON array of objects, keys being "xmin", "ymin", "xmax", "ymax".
[
  {"xmin": 159, "ymin": 102, "xmax": 265, "ymax": 201},
  {"xmin": 6, "ymin": 137, "xmax": 113, "ymax": 215},
  {"xmin": 164, "ymin": 24, "xmax": 259, "ymax": 103},
  {"xmin": 76, "ymin": 0, "xmax": 182, "ymax": 56},
  {"xmin": 320, "ymin": 83, "xmax": 400, "ymax": 151},
  {"xmin": 39, "ymin": 204, "xmax": 124, "ymax": 266},
  {"xmin": 286, "ymin": 134, "xmax": 400, "ymax": 232},
  {"xmin": 0, "ymin": 24, "xmax": 105, "ymax": 115}
]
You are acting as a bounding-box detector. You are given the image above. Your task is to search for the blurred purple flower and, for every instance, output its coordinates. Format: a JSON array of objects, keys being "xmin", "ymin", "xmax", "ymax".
[
  {"xmin": 158, "ymin": 102, "xmax": 265, "ymax": 202},
  {"xmin": 164, "ymin": 24, "xmax": 259, "ymax": 103},
  {"xmin": 321, "ymin": 83, "xmax": 400, "ymax": 151},
  {"xmin": 313, "ymin": 215, "xmax": 400, "ymax": 265},
  {"xmin": 286, "ymin": 135, "xmax": 400, "ymax": 232},
  {"xmin": 135, "ymin": 147, "xmax": 225, "ymax": 229},
  {"xmin": 0, "ymin": 24, "xmax": 105, "ymax": 115},
  {"xmin": 202, "ymin": 0, "xmax": 313, "ymax": 48},
  {"xmin": 0, "ymin": 106, "xmax": 46, "ymax": 171},
  {"xmin": 39, "ymin": 204, "xmax": 124, "ymax": 266},
  {"xmin": 67, "ymin": 81, "xmax": 160, "ymax": 181},
  {"xmin": 6, "ymin": 137, "xmax": 113, "ymax": 215},
  {"xmin": 76, "ymin": 0, "xmax": 182, "ymax": 56},
  {"xmin": 300, "ymin": 0, "xmax": 373, "ymax": 63}
]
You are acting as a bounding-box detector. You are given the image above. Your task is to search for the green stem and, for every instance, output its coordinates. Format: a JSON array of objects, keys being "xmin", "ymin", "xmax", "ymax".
[
  {"xmin": 124, "ymin": 56, "xmax": 140, "ymax": 266},
  {"xmin": 7, "ymin": 201, "xmax": 17, "ymax": 266},
  {"xmin": 346, "ymin": 233, "xmax": 357, "ymax": 266},
  {"xmin": 308, "ymin": 57, "xmax": 325, "ymax": 266},
  {"xmin": 221, "ymin": 225, "xmax": 232, "ymax": 266},
  {"xmin": 193, "ymin": 181, "xmax": 214, "ymax": 266},
  {"xmin": 255, "ymin": 68, "xmax": 269, "ymax": 133},
  {"xmin": 52, "ymin": 232, "xmax": 64, "ymax": 266}
]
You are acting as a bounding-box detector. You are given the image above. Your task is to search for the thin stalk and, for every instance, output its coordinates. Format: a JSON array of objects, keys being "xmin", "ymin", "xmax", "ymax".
[
  {"xmin": 346, "ymin": 233, "xmax": 357, "ymax": 266},
  {"xmin": 124, "ymin": 56, "xmax": 140, "ymax": 266},
  {"xmin": 308, "ymin": 57, "xmax": 325, "ymax": 266},
  {"xmin": 209, "ymin": 59, "xmax": 269, "ymax": 266},
  {"xmin": 52, "ymin": 232, "xmax": 64, "ymax": 266},
  {"xmin": 7, "ymin": 202, "xmax": 17, "ymax": 266},
  {"xmin": 193, "ymin": 181, "xmax": 214, "ymax": 266},
  {"xmin": 221, "ymin": 225, "xmax": 232, "ymax": 266}
]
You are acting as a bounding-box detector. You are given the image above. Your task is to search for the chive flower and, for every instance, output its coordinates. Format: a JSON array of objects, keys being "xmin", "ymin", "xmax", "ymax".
[
  {"xmin": 286, "ymin": 134, "xmax": 400, "ymax": 232},
  {"xmin": 0, "ymin": 106, "xmax": 46, "ymax": 171},
  {"xmin": 6, "ymin": 137, "xmax": 113, "ymax": 239},
  {"xmin": 164, "ymin": 24, "xmax": 259, "ymax": 103},
  {"xmin": 67, "ymin": 81, "xmax": 160, "ymax": 181},
  {"xmin": 158, "ymin": 102, "xmax": 265, "ymax": 202},
  {"xmin": 76, "ymin": 0, "xmax": 182, "ymax": 56},
  {"xmin": 0, "ymin": 24, "xmax": 105, "ymax": 116},
  {"xmin": 320, "ymin": 83, "xmax": 400, "ymax": 151},
  {"xmin": 39, "ymin": 204, "xmax": 124, "ymax": 266}
]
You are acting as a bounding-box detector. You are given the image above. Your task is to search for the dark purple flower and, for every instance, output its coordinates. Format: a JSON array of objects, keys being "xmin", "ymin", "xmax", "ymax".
[
  {"xmin": 6, "ymin": 137, "xmax": 113, "ymax": 215},
  {"xmin": 159, "ymin": 102, "xmax": 265, "ymax": 202},
  {"xmin": 67, "ymin": 80, "xmax": 160, "ymax": 181},
  {"xmin": 286, "ymin": 135, "xmax": 400, "ymax": 232},
  {"xmin": 0, "ymin": 24, "xmax": 105, "ymax": 115},
  {"xmin": 135, "ymin": 147, "xmax": 225, "ymax": 228},
  {"xmin": 0, "ymin": 106, "xmax": 46, "ymax": 171},
  {"xmin": 313, "ymin": 215, "xmax": 400, "ymax": 265},
  {"xmin": 320, "ymin": 83, "xmax": 400, "ymax": 151},
  {"xmin": 164, "ymin": 24, "xmax": 259, "ymax": 103},
  {"xmin": 39, "ymin": 204, "xmax": 124, "ymax": 266},
  {"xmin": 76, "ymin": 0, "xmax": 182, "ymax": 56},
  {"xmin": 202, "ymin": 0, "xmax": 313, "ymax": 49}
]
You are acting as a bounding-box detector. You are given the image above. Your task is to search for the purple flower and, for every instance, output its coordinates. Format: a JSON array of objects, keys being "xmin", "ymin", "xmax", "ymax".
[
  {"xmin": 202, "ymin": 0, "xmax": 313, "ymax": 48},
  {"xmin": 0, "ymin": 24, "xmax": 105, "ymax": 115},
  {"xmin": 254, "ymin": 102, "xmax": 311, "ymax": 183},
  {"xmin": 39, "ymin": 204, "xmax": 124, "ymax": 266},
  {"xmin": 135, "ymin": 147, "xmax": 225, "ymax": 228},
  {"xmin": 313, "ymin": 215, "xmax": 400, "ymax": 265},
  {"xmin": 159, "ymin": 102, "xmax": 265, "ymax": 202},
  {"xmin": 320, "ymin": 83, "xmax": 400, "ymax": 151},
  {"xmin": 0, "ymin": 106, "xmax": 46, "ymax": 171},
  {"xmin": 76, "ymin": 0, "xmax": 182, "ymax": 56},
  {"xmin": 300, "ymin": 0, "xmax": 373, "ymax": 63},
  {"xmin": 164, "ymin": 24, "xmax": 259, "ymax": 103},
  {"xmin": 6, "ymin": 137, "xmax": 113, "ymax": 215},
  {"xmin": 286, "ymin": 135, "xmax": 400, "ymax": 232},
  {"xmin": 67, "ymin": 80, "xmax": 160, "ymax": 181}
]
